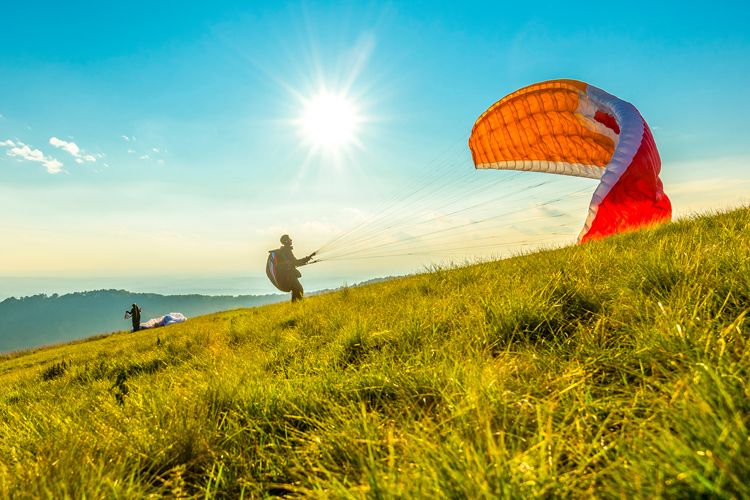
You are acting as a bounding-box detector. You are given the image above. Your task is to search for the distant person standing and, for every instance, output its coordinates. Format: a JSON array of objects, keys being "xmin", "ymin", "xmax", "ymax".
[
  {"xmin": 125, "ymin": 303, "xmax": 142, "ymax": 332},
  {"xmin": 277, "ymin": 235, "xmax": 314, "ymax": 302}
]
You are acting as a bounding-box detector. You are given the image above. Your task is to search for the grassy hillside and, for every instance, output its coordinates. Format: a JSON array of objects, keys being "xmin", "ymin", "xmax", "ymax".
[{"xmin": 1, "ymin": 207, "xmax": 749, "ymax": 499}]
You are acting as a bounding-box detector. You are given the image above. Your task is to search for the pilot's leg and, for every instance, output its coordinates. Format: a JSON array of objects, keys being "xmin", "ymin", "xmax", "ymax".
[{"xmin": 290, "ymin": 277, "xmax": 304, "ymax": 302}]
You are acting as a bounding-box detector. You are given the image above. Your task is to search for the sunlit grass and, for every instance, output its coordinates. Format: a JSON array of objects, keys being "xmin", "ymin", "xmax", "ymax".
[{"xmin": 1, "ymin": 206, "xmax": 749, "ymax": 498}]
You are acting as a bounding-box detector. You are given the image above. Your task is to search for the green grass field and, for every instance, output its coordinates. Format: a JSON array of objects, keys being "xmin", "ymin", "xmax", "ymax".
[{"xmin": 2, "ymin": 207, "xmax": 749, "ymax": 499}]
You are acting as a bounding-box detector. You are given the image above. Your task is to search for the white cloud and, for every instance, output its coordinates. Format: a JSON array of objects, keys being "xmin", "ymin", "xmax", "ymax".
[
  {"xmin": 49, "ymin": 137, "xmax": 80, "ymax": 157},
  {"xmin": 157, "ymin": 159, "xmax": 164, "ymax": 164},
  {"xmin": 7, "ymin": 144, "xmax": 64, "ymax": 174},
  {"xmin": 9, "ymin": 145, "xmax": 44, "ymax": 162},
  {"xmin": 153, "ymin": 148, "xmax": 159, "ymax": 153},
  {"xmin": 132, "ymin": 137, "xmax": 136, "ymax": 141},
  {"xmin": 43, "ymin": 159, "xmax": 64, "ymax": 174},
  {"xmin": 140, "ymin": 155, "xmax": 149, "ymax": 160},
  {"xmin": 0, "ymin": 140, "xmax": 14, "ymax": 147},
  {"xmin": 103, "ymin": 163, "xmax": 109, "ymax": 167},
  {"xmin": 667, "ymin": 177, "xmax": 750, "ymax": 217},
  {"xmin": 49, "ymin": 137, "xmax": 98, "ymax": 164},
  {"xmin": 122, "ymin": 135, "xmax": 129, "ymax": 141},
  {"xmin": 127, "ymin": 149, "xmax": 135, "ymax": 153},
  {"xmin": 661, "ymin": 156, "xmax": 750, "ymax": 216}
]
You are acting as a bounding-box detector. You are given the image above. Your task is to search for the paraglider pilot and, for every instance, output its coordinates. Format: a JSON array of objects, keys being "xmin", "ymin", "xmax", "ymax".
[
  {"xmin": 125, "ymin": 303, "xmax": 142, "ymax": 332},
  {"xmin": 278, "ymin": 235, "xmax": 314, "ymax": 302}
]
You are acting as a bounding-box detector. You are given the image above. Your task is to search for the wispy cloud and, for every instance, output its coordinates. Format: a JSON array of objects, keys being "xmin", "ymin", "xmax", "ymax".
[
  {"xmin": 153, "ymin": 148, "xmax": 159, "ymax": 153},
  {"xmin": 49, "ymin": 137, "xmax": 97, "ymax": 163},
  {"xmin": 5, "ymin": 143, "xmax": 64, "ymax": 174},
  {"xmin": 0, "ymin": 140, "xmax": 14, "ymax": 147},
  {"xmin": 49, "ymin": 137, "xmax": 80, "ymax": 157},
  {"xmin": 127, "ymin": 149, "xmax": 135, "ymax": 153},
  {"xmin": 667, "ymin": 177, "xmax": 750, "ymax": 216},
  {"xmin": 140, "ymin": 155, "xmax": 149, "ymax": 160},
  {"xmin": 122, "ymin": 135, "xmax": 129, "ymax": 141}
]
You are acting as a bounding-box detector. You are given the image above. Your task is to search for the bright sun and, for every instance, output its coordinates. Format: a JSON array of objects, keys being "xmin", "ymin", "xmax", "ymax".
[{"xmin": 302, "ymin": 93, "xmax": 357, "ymax": 149}]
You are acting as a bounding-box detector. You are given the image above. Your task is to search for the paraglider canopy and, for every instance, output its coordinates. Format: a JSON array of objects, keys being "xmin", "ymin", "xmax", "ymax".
[{"xmin": 468, "ymin": 79, "xmax": 671, "ymax": 242}]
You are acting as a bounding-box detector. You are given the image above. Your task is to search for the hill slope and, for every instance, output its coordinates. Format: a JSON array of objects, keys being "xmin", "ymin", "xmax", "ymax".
[
  {"xmin": 1, "ymin": 207, "xmax": 749, "ymax": 499},
  {"xmin": 0, "ymin": 289, "xmax": 286, "ymax": 353}
]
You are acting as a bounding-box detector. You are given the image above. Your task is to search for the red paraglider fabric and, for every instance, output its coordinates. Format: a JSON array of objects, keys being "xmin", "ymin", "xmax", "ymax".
[{"xmin": 582, "ymin": 122, "xmax": 671, "ymax": 242}]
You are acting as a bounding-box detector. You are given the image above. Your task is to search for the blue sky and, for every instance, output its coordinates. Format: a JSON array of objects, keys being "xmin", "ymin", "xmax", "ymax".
[{"xmin": 1, "ymin": 0, "xmax": 749, "ymax": 298}]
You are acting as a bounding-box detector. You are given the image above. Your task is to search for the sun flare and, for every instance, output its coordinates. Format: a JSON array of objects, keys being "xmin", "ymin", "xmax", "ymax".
[{"xmin": 302, "ymin": 92, "xmax": 357, "ymax": 149}]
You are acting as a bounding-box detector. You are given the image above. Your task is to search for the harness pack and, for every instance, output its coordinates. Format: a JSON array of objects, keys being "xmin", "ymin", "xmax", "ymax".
[{"xmin": 266, "ymin": 249, "xmax": 293, "ymax": 292}]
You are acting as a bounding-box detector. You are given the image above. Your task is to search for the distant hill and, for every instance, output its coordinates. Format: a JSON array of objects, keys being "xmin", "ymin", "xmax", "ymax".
[
  {"xmin": 308, "ymin": 275, "xmax": 404, "ymax": 296},
  {"xmin": 0, "ymin": 289, "xmax": 286, "ymax": 353}
]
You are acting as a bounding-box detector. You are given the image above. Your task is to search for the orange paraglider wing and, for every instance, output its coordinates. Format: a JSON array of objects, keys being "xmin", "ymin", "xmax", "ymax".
[{"xmin": 469, "ymin": 79, "xmax": 671, "ymax": 243}]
